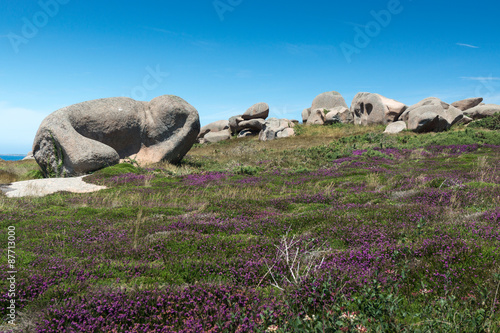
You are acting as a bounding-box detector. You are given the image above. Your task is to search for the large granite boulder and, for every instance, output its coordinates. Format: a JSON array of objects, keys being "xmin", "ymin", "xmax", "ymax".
[
  {"xmin": 307, "ymin": 109, "xmax": 325, "ymax": 125},
  {"xmin": 33, "ymin": 95, "xmax": 200, "ymax": 177},
  {"xmin": 463, "ymin": 104, "xmax": 500, "ymax": 119},
  {"xmin": 324, "ymin": 106, "xmax": 354, "ymax": 124},
  {"xmin": 197, "ymin": 120, "xmax": 230, "ymax": 142},
  {"xmin": 200, "ymin": 129, "xmax": 231, "ymax": 144},
  {"xmin": 401, "ymin": 97, "xmax": 464, "ymax": 133},
  {"xmin": 259, "ymin": 118, "xmax": 295, "ymax": 141},
  {"xmin": 242, "ymin": 103, "xmax": 269, "ymax": 120},
  {"xmin": 311, "ymin": 91, "xmax": 348, "ymax": 110},
  {"xmin": 451, "ymin": 97, "xmax": 483, "ymax": 111},
  {"xmin": 351, "ymin": 93, "xmax": 407, "ymax": 126}
]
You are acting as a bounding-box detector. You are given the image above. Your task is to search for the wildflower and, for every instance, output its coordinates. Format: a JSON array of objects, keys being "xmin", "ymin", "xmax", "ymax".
[
  {"xmin": 340, "ymin": 311, "xmax": 357, "ymax": 321},
  {"xmin": 266, "ymin": 324, "xmax": 279, "ymax": 332},
  {"xmin": 385, "ymin": 269, "xmax": 395, "ymax": 274},
  {"xmin": 303, "ymin": 314, "xmax": 312, "ymax": 321},
  {"xmin": 356, "ymin": 324, "xmax": 368, "ymax": 332},
  {"xmin": 419, "ymin": 288, "xmax": 432, "ymax": 295}
]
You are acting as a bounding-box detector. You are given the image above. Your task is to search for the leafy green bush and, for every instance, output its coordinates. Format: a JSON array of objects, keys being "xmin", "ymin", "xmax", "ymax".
[
  {"xmin": 468, "ymin": 113, "xmax": 500, "ymax": 131},
  {"xmin": 234, "ymin": 165, "xmax": 261, "ymax": 175}
]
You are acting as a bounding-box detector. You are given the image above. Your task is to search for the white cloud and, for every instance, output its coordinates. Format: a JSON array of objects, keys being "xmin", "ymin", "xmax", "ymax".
[
  {"xmin": 0, "ymin": 102, "xmax": 47, "ymax": 153},
  {"xmin": 456, "ymin": 43, "xmax": 479, "ymax": 49}
]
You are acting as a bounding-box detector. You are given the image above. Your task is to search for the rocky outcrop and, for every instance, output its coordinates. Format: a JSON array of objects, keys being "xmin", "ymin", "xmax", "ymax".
[
  {"xmin": 238, "ymin": 119, "xmax": 266, "ymax": 131},
  {"xmin": 401, "ymin": 98, "xmax": 463, "ymax": 133},
  {"xmin": 200, "ymin": 130, "xmax": 232, "ymax": 144},
  {"xmin": 33, "ymin": 95, "xmax": 200, "ymax": 177},
  {"xmin": 351, "ymin": 93, "xmax": 407, "ymax": 125},
  {"xmin": 463, "ymin": 104, "xmax": 500, "ymax": 119},
  {"xmin": 259, "ymin": 118, "xmax": 295, "ymax": 141},
  {"xmin": 324, "ymin": 106, "xmax": 354, "ymax": 124},
  {"xmin": 451, "ymin": 97, "xmax": 483, "ymax": 111},
  {"xmin": 197, "ymin": 120, "xmax": 230, "ymax": 142},
  {"xmin": 229, "ymin": 115, "xmax": 244, "ymax": 134}
]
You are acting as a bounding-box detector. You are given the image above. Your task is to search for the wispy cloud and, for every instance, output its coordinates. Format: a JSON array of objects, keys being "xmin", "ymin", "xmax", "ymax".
[
  {"xmin": 456, "ymin": 43, "xmax": 479, "ymax": 49},
  {"xmin": 461, "ymin": 76, "xmax": 500, "ymax": 81}
]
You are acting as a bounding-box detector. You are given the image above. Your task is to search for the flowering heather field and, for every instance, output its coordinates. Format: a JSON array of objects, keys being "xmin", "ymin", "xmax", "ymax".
[{"xmin": 1, "ymin": 125, "xmax": 500, "ymax": 332}]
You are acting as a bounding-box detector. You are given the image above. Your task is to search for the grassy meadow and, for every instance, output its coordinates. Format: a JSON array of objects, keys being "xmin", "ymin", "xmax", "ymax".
[{"xmin": 1, "ymin": 122, "xmax": 500, "ymax": 332}]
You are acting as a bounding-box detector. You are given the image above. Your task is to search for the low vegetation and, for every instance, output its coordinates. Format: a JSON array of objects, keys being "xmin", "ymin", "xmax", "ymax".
[{"xmin": 1, "ymin": 124, "xmax": 499, "ymax": 332}]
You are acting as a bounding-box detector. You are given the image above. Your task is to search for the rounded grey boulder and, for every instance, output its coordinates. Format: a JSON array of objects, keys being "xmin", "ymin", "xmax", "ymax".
[
  {"xmin": 311, "ymin": 91, "xmax": 348, "ymax": 110},
  {"xmin": 351, "ymin": 93, "xmax": 407, "ymax": 126},
  {"xmin": 400, "ymin": 97, "xmax": 464, "ymax": 133},
  {"xmin": 242, "ymin": 103, "xmax": 269, "ymax": 120},
  {"xmin": 33, "ymin": 95, "xmax": 200, "ymax": 177}
]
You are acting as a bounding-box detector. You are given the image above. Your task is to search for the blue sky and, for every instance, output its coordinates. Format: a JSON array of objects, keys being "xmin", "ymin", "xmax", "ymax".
[{"xmin": 1, "ymin": 0, "xmax": 499, "ymax": 154}]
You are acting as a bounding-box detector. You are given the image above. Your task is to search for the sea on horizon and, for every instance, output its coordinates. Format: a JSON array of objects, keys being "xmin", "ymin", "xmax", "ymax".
[{"xmin": 0, "ymin": 155, "xmax": 26, "ymax": 161}]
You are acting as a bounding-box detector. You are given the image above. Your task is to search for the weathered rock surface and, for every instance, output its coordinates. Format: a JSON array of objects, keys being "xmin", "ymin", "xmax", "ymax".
[
  {"xmin": 400, "ymin": 97, "xmax": 464, "ymax": 133},
  {"xmin": 302, "ymin": 108, "xmax": 311, "ymax": 124},
  {"xmin": 463, "ymin": 104, "xmax": 500, "ymax": 119},
  {"xmin": 200, "ymin": 129, "xmax": 231, "ymax": 144},
  {"xmin": 259, "ymin": 118, "xmax": 295, "ymax": 141},
  {"xmin": 307, "ymin": 109, "xmax": 325, "ymax": 125},
  {"xmin": 229, "ymin": 115, "xmax": 244, "ymax": 134},
  {"xmin": 311, "ymin": 91, "xmax": 348, "ymax": 110},
  {"xmin": 451, "ymin": 97, "xmax": 483, "ymax": 111},
  {"xmin": 23, "ymin": 152, "xmax": 35, "ymax": 160},
  {"xmin": 242, "ymin": 103, "xmax": 269, "ymax": 120},
  {"xmin": 351, "ymin": 93, "xmax": 407, "ymax": 125},
  {"xmin": 324, "ymin": 106, "xmax": 354, "ymax": 124},
  {"xmin": 0, "ymin": 176, "xmax": 106, "ymax": 198},
  {"xmin": 384, "ymin": 121, "xmax": 407, "ymax": 134},
  {"xmin": 237, "ymin": 129, "xmax": 259, "ymax": 138},
  {"xmin": 198, "ymin": 120, "xmax": 230, "ymax": 139},
  {"xmin": 33, "ymin": 95, "xmax": 200, "ymax": 177},
  {"xmin": 238, "ymin": 119, "xmax": 266, "ymax": 131}
]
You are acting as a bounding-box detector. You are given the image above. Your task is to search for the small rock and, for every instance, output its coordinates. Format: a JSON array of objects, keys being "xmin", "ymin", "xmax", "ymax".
[
  {"xmin": 276, "ymin": 127, "xmax": 295, "ymax": 138},
  {"xmin": 384, "ymin": 121, "xmax": 407, "ymax": 134}
]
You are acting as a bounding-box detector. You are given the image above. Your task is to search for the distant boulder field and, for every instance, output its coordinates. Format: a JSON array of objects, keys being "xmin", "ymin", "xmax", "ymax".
[
  {"xmin": 31, "ymin": 91, "xmax": 500, "ymax": 177},
  {"xmin": 32, "ymin": 95, "xmax": 200, "ymax": 177}
]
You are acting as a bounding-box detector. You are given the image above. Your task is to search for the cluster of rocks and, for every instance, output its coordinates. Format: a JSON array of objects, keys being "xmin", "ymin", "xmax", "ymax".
[
  {"xmin": 197, "ymin": 102, "xmax": 297, "ymax": 144},
  {"xmin": 301, "ymin": 91, "xmax": 500, "ymax": 134}
]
